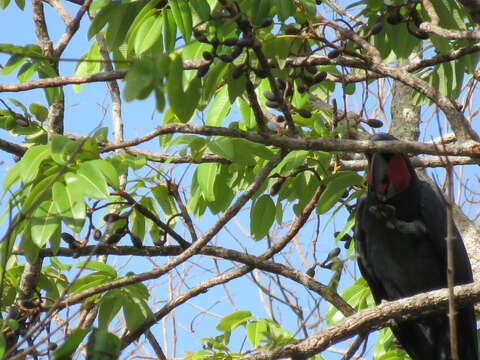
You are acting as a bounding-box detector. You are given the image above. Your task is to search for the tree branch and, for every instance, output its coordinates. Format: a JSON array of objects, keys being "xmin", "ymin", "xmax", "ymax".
[
  {"xmin": 100, "ymin": 123, "xmax": 480, "ymax": 157},
  {"xmin": 239, "ymin": 282, "xmax": 480, "ymax": 360}
]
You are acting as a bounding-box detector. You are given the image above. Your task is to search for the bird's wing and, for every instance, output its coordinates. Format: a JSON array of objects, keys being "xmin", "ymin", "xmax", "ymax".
[
  {"xmin": 354, "ymin": 195, "xmax": 388, "ymax": 304},
  {"xmin": 418, "ymin": 180, "xmax": 478, "ymax": 359},
  {"xmin": 418, "ymin": 181, "xmax": 474, "ymax": 284}
]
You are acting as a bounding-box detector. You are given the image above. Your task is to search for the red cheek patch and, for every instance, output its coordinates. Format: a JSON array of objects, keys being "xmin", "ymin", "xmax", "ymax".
[{"xmin": 388, "ymin": 154, "xmax": 411, "ymax": 192}]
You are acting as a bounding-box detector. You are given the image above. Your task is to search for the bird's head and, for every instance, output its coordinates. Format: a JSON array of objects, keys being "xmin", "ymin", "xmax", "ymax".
[{"xmin": 366, "ymin": 133, "xmax": 414, "ymax": 202}]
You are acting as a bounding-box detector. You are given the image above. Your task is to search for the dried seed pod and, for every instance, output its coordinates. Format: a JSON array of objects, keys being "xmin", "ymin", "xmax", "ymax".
[
  {"xmin": 61, "ymin": 232, "xmax": 82, "ymax": 249},
  {"xmin": 297, "ymin": 108, "xmax": 312, "ymax": 118},
  {"xmin": 251, "ymin": 39, "xmax": 262, "ymax": 49},
  {"xmin": 254, "ymin": 68, "xmax": 268, "ymax": 78},
  {"xmin": 232, "ymin": 65, "xmax": 245, "ymax": 79},
  {"xmin": 19, "ymin": 299, "xmax": 37, "ymax": 309},
  {"xmin": 218, "ymin": 54, "xmax": 234, "ymax": 62},
  {"xmin": 314, "ymin": 71, "xmax": 327, "ymax": 82},
  {"xmin": 263, "ymin": 90, "xmax": 276, "ymax": 101},
  {"xmin": 230, "ymin": 46, "xmax": 243, "ymax": 59},
  {"xmin": 223, "ymin": 38, "xmax": 238, "ymax": 46},
  {"xmin": 297, "ymin": 83, "xmax": 309, "ymax": 93},
  {"xmin": 334, "ymin": 232, "xmax": 352, "ymax": 243},
  {"xmin": 306, "ymin": 65, "xmax": 317, "ymax": 74},
  {"xmin": 202, "ymin": 51, "xmax": 214, "ymax": 61},
  {"xmin": 61, "ymin": 232, "xmax": 75, "ymax": 244},
  {"xmin": 265, "ymin": 100, "xmax": 280, "ymax": 108},
  {"xmin": 104, "ymin": 213, "xmax": 121, "ymax": 223},
  {"xmin": 412, "ymin": 29, "xmax": 429, "ymax": 39},
  {"xmin": 260, "ymin": 17, "xmax": 274, "ymax": 28},
  {"xmin": 327, "ymin": 49, "xmax": 342, "ymax": 59},
  {"xmin": 409, "ymin": 8, "xmax": 423, "ymax": 27},
  {"xmin": 210, "ymin": 37, "xmax": 220, "ymax": 46},
  {"xmin": 93, "ymin": 228, "xmax": 102, "ymax": 241},
  {"xmin": 306, "ymin": 266, "xmax": 316, "ymax": 277},
  {"xmin": 285, "ymin": 24, "xmax": 302, "ymax": 35},
  {"xmin": 387, "ymin": 13, "xmax": 403, "ymax": 25},
  {"xmin": 270, "ymin": 178, "xmax": 286, "ymax": 196},
  {"xmin": 303, "ymin": 76, "xmax": 316, "ymax": 87},
  {"xmin": 237, "ymin": 36, "xmax": 254, "ymax": 47},
  {"xmin": 326, "ymin": 247, "xmax": 341, "ymax": 261},
  {"xmin": 370, "ymin": 23, "xmax": 383, "ymax": 35},
  {"xmin": 130, "ymin": 233, "xmax": 143, "ymax": 248},
  {"xmin": 237, "ymin": 16, "xmax": 251, "ymax": 29},
  {"xmin": 193, "ymin": 30, "xmax": 209, "ymax": 43},
  {"xmin": 197, "ymin": 64, "xmax": 210, "ymax": 78},
  {"xmin": 106, "ymin": 234, "xmax": 121, "ymax": 245},
  {"xmin": 115, "ymin": 225, "xmax": 129, "ymax": 237},
  {"xmin": 365, "ymin": 118, "xmax": 384, "ymax": 128}
]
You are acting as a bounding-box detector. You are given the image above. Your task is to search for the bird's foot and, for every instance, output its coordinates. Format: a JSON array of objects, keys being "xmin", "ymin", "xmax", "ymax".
[
  {"xmin": 369, "ymin": 204, "xmax": 427, "ymax": 236},
  {"xmin": 391, "ymin": 219, "xmax": 427, "ymax": 236},
  {"xmin": 369, "ymin": 204, "xmax": 396, "ymax": 219}
]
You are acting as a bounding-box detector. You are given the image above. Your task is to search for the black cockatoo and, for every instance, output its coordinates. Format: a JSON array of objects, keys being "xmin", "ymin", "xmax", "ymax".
[{"xmin": 354, "ymin": 133, "xmax": 478, "ymax": 360}]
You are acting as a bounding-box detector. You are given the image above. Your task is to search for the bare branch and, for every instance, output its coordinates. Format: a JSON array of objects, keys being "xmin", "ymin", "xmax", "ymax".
[
  {"xmin": 100, "ymin": 123, "xmax": 480, "ymax": 157},
  {"xmin": 240, "ymin": 282, "xmax": 480, "ymax": 360}
]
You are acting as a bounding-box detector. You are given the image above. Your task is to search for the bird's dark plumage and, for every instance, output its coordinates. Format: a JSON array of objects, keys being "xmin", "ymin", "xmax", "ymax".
[{"xmin": 355, "ymin": 133, "xmax": 477, "ymax": 360}]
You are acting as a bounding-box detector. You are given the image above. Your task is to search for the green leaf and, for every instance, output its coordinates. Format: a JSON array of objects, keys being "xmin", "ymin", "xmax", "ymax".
[
  {"xmin": 20, "ymin": 223, "xmax": 40, "ymax": 263},
  {"xmin": 216, "ymin": 310, "xmax": 254, "ymax": 332},
  {"xmin": 130, "ymin": 208, "xmax": 145, "ymax": 241},
  {"xmin": 2, "ymin": 54, "xmax": 26, "ymax": 75},
  {"xmin": 88, "ymin": 2, "xmax": 119, "ymax": 39},
  {"xmin": 86, "ymin": 159, "xmax": 120, "ymax": 190},
  {"xmin": 29, "ymin": 103, "xmax": 48, "ymax": 122},
  {"xmin": 18, "ymin": 145, "xmax": 51, "ymax": 183},
  {"xmin": 152, "ymin": 184, "xmax": 177, "ymax": 216},
  {"xmin": 70, "ymin": 273, "xmax": 111, "ymax": 294},
  {"xmin": 53, "ymin": 328, "xmax": 90, "ymax": 360},
  {"xmin": 200, "ymin": 62, "xmax": 228, "ymax": 108},
  {"xmin": 316, "ymin": 172, "xmax": 363, "ymax": 214},
  {"xmin": 105, "ymin": 2, "xmax": 139, "ymax": 49},
  {"xmin": 246, "ymin": 320, "xmax": 268, "ymax": 347},
  {"xmin": 86, "ymin": 329, "xmax": 121, "ymax": 360},
  {"xmin": 250, "ymin": 194, "xmax": 275, "ymax": 240},
  {"xmin": 163, "ymin": 8, "xmax": 177, "ymax": 52},
  {"xmin": 0, "ymin": 333, "xmax": 5, "ymax": 359},
  {"xmin": 76, "ymin": 162, "xmax": 110, "ymax": 200},
  {"xmin": 134, "ymin": 14, "xmax": 163, "ymax": 55},
  {"xmin": 76, "ymin": 261, "xmax": 117, "ymax": 278},
  {"xmin": 251, "ymin": 0, "xmax": 271, "ymax": 26},
  {"xmin": 31, "ymin": 200, "xmax": 60, "ymax": 248},
  {"xmin": 14, "ymin": 0, "xmax": 24, "ymax": 9},
  {"xmin": 124, "ymin": 58, "xmax": 155, "ymax": 101},
  {"xmin": 197, "ymin": 163, "xmax": 218, "ymax": 202},
  {"xmin": 168, "ymin": 54, "xmax": 200, "ymax": 122},
  {"xmin": 22, "ymin": 174, "xmax": 56, "ymax": 212},
  {"xmin": 50, "ymin": 134, "xmax": 78, "ymax": 165},
  {"xmin": 98, "ymin": 289, "xmax": 123, "ymax": 330},
  {"xmin": 169, "ymin": 0, "xmax": 192, "ymax": 43},
  {"xmin": 122, "ymin": 295, "xmax": 153, "ymax": 332},
  {"xmin": 17, "ymin": 62, "xmax": 35, "ymax": 81},
  {"xmin": 206, "ymin": 86, "xmax": 231, "ymax": 126},
  {"xmin": 190, "ymin": 0, "xmax": 210, "ymax": 21},
  {"xmin": 73, "ymin": 42, "xmax": 103, "ymax": 92},
  {"xmin": 52, "ymin": 181, "xmax": 86, "ymax": 233},
  {"xmin": 3, "ymin": 160, "xmax": 23, "ymax": 193}
]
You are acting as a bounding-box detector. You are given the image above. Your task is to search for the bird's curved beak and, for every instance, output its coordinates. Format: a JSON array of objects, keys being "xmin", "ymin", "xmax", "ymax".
[{"xmin": 368, "ymin": 153, "xmax": 392, "ymax": 202}]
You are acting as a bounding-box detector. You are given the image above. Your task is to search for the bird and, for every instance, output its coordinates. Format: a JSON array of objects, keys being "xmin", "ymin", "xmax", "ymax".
[{"xmin": 354, "ymin": 133, "xmax": 478, "ymax": 360}]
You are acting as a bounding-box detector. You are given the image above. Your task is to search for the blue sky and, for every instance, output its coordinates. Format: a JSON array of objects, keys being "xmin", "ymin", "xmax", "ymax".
[{"xmin": 0, "ymin": 2, "xmax": 479, "ymax": 359}]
